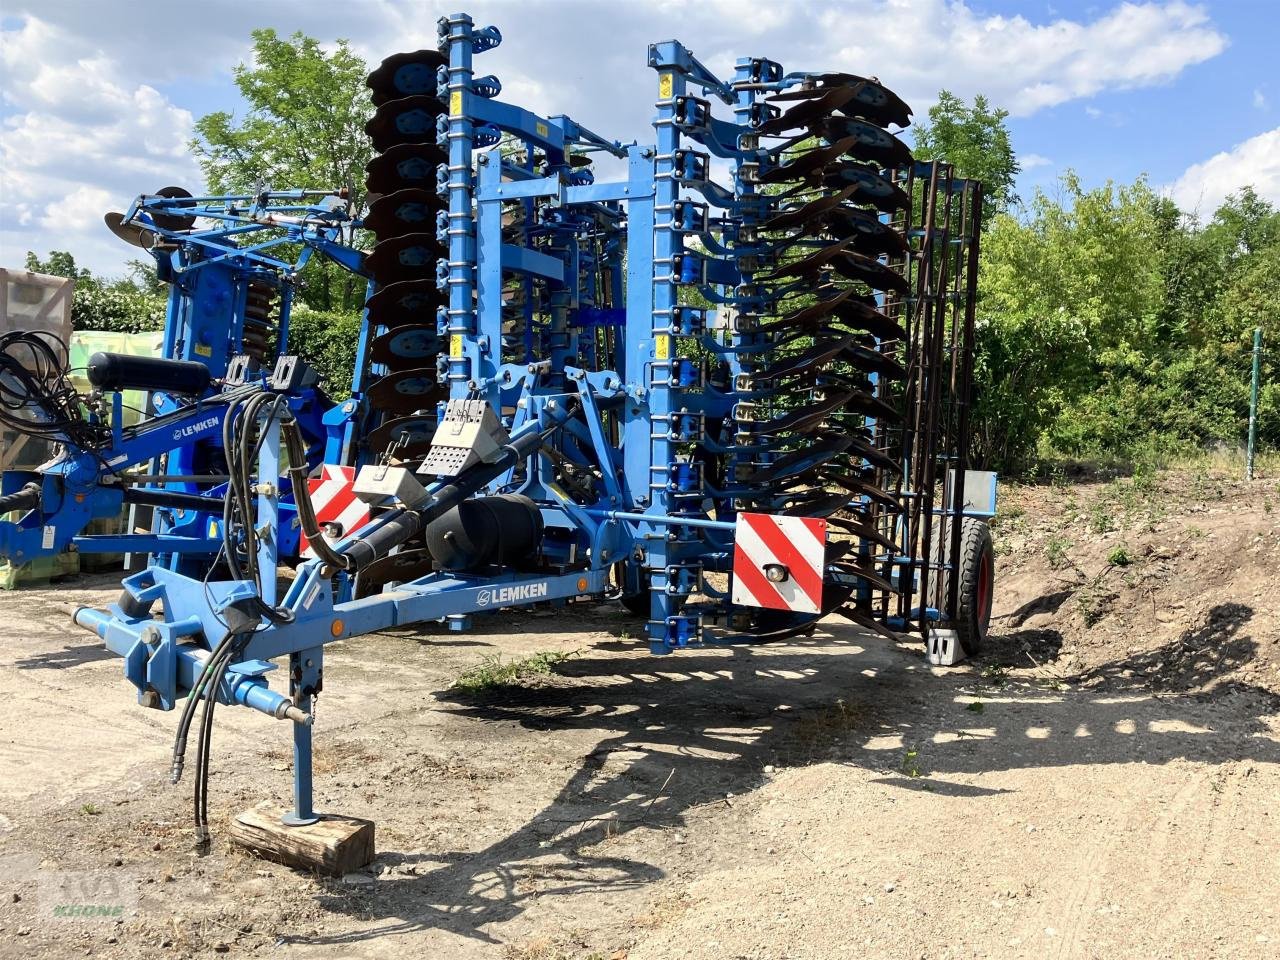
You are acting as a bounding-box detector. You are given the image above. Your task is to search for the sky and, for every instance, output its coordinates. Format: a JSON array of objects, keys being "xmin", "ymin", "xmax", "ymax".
[{"xmin": 1, "ymin": 0, "xmax": 1277, "ymax": 277}]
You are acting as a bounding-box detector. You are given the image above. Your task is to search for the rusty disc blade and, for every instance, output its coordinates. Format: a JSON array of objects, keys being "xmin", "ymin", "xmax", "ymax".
[
  {"xmin": 366, "ymin": 413, "xmax": 437, "ymax": 458},
  {"xmin": 365, "ymin": 142, "xmax": 446, "ymax": 194},
  {"xmin": 367, "ymin": 49, "xmax": 447, "ymax": 106},
  {"xmin": 355, "ymin": 548, "xmax": 436, "ymax": 598},
  {"xmin": 365, "ymin": 95, "xmax": 446, "ymax": 151},
  {"xmin": 366, "ymin": 232, "xmax": 446, "ymax": 283},
  {"xmin": 364, "ymin": 188, "xmax": 444, "ymax": 238},
  {"xmin": 370, "ymin": 325, "xmax": 443, "ymax": 365},
  {"xmin": 365, "ymin": 367, "xmax": 445, "ymax": 413},
  {"xmin": 365, "ymin": 278, "xmax": 442, "ymax": 329}
]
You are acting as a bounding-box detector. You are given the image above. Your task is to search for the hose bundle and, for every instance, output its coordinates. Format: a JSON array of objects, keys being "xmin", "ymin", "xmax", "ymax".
[{"xmin": 0, "ymin": 330, "xmax": 110, "ymax": 450}]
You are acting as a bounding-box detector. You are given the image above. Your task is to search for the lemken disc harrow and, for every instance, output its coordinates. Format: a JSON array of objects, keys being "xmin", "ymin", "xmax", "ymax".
[{"xmin": 0, "ymin": 11, "xmax": 996, "ymax": 849}]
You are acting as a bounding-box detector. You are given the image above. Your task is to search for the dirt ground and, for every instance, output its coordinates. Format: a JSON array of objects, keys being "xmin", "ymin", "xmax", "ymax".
[{"xmin": 0, "ymin": 466, "xmax": 1277, "ymax": 959}]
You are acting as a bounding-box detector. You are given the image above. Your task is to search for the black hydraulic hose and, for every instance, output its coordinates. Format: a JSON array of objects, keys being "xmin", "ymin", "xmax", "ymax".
[
  {"xmin": 280, "ymin": 416, "xmax": 351, "ymax": 572},
  {"xmin": 340, "ymin": 507, "xmax": 423, "ymax": 569},
  {"xmin": 0, "ymin": 483, "xmax": 41, "ymax": 514},
  {"xmin": 122, "ymin": 487, "xmax": 225, "ymax": 513},
  {"xmin": 338, "ymin": 399, "xmax": 579, "ymax": 570}
]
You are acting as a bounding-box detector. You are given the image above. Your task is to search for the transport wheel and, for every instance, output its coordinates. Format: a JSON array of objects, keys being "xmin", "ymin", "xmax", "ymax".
[{"xmin": 952, "ymin": 517, "xmax": 994, "ymax": 656}]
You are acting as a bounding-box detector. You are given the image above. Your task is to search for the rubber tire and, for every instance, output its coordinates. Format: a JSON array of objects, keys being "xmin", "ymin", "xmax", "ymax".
[
  {"xmin": 117, "ymin": 589, "xmax": 153, "ymax": 620},
  {"xmin": 951, "ymin": 517, "xmax": 994, "ymax": 656},
  {"xmin": 620, "ymin": 592, "xmax": 650, "ymax": 617}
]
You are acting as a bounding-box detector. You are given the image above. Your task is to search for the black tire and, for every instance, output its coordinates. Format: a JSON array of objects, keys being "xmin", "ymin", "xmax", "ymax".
[
  {"xmin": 619, "ymin": 592, "xmax": 650, "ymax": 617},
  {"xmin": 950, "ymin": 517, "xmax": 994, "ymax": 656},
  {"xmin": 117, "ymin": 589, "xmax": 153, "ymax": 620}
]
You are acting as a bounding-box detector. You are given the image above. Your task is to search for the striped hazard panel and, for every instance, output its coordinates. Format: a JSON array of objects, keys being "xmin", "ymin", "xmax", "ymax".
[
  {"xmin": 299, "ymin": 465, "xmax": 371, "ymax": 559},
  {"xmin": 731, "ymin": 512, "xmax": 827, "ymax": 614}
]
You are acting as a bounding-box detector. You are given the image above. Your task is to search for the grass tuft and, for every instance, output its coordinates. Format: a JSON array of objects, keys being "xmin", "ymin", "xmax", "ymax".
[{"xmin": 454, "ymin": 650, "xmax": 578, "ymax": 694}]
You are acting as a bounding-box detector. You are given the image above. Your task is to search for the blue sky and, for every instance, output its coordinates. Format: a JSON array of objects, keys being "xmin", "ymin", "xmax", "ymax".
[{"xmin": 2, "ymin": 0, "xmax": 1277, "ymax": 276}]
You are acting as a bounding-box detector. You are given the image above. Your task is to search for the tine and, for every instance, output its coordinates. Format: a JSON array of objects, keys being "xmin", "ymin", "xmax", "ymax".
[
  {"xmin": 826, "ymin": 514, "xmax": 899, "ymax": 553},
  {"xmin": 829, "ymin": 559, "xmax": 896, "ymax": 594}
]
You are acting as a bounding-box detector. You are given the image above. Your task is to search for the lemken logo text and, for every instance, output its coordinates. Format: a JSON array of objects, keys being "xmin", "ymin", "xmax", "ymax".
[
  {"xmin": 476, "ymin": 582, "xmax": 550, "ymax": 607},
  {"xmin": 173, "ymin": 416, "xmax": 220, "ymax": 443}
]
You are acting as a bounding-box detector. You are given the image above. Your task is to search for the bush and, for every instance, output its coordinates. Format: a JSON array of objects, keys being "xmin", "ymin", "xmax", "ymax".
[
  {"xmin": 286, "ymin": 305, "xmax": 362, "ymax": 398},
  {"xmin": 71, "ymin": 283, "xmax": 166, "ymax": 333}
]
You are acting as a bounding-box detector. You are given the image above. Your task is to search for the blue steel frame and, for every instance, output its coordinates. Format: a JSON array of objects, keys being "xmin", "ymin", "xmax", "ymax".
[{"xmin": 0, "ymin": 191, "xmax": 366, "ymax": 570}]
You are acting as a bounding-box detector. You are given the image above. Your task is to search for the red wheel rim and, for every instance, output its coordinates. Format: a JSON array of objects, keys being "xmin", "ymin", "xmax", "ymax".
[{"xmin": 976, "ymin": 551, "xmax": 993, "ymax": 628}]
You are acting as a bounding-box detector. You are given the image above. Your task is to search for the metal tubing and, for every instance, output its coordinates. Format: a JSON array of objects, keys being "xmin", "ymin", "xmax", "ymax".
[{"xmin": 1247, "ymin": 326, "xmax": 1263, "ymax": 480}]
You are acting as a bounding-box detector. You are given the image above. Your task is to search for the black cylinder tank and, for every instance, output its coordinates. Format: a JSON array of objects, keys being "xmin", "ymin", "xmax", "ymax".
[
  {"xmin": 86, "ymin": 352, "xmax": 212, "ymax": 395},
  {"xmin": 424, "ymin": 494, "xmax": 543, "ymax": 571}
]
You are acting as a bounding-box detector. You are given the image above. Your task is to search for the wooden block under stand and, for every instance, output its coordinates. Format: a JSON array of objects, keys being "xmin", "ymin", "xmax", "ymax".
[{"xmin": 228, "ymin": 803, "xmax": 374, "ymax": 877}]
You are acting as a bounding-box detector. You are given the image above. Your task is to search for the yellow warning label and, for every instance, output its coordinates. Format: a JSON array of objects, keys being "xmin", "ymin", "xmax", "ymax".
[
  {"xmin": 658, "ymin": 73, "xmax": 673, "ymax": 98},
  {"xmin": 450, "ymin": 90, "xmax": 463, "ymax": 116},
  {"xmin": 535, "ymin": 121, "xmax": 549, "ymax": 139},
  {"xmin": 194, "ymin": 343, "xmax": 212, "ymax": 358},
  {"xmin": 654, "ymin": 334, "xmax": 670, "ymax": 360},
  {"xmin": 449, "ymin": 334, "xmax": 464, "ymax": 358}
]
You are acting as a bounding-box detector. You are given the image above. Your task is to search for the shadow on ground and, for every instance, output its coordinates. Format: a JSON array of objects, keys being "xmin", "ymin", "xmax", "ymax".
[{"xmin": 290, "ymin": 602, "xmax": 1278, "ymax": 948}]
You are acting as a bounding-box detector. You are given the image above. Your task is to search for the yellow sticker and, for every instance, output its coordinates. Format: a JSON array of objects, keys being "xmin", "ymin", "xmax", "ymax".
[
  {"xmin": 654, "ymin": 334, "xmax": 670, "ymax": 360},
  {"xmin": 449, "ymin": 334, "xmax": 464, "ymax": 358},
  {"xmin": 194, "ymin": 343, "xmax": 212, "ymax": 358},
  {"xmin": 450, "ymin": 90, "xmax": 462, "ymax": 116},
  {"xmin": 535, "ymin": 121, "xmax": 548, "ymax": 139},
  {"xmin": 658, "ymin": 72, "xmax": 673, "ymax": 98}
]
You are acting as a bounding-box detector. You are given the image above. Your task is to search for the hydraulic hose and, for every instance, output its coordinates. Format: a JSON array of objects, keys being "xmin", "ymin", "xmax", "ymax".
[
  {"xmin": 0, "ymin": 483, "xmax": 41, "ymax": 515},
  {"xmin": 280, "ymin": 416, "xmax": 351, "ymax": 572},
  {"xmin": 338, "ymin": 398, "xmax": 580, "ymax": 570}
]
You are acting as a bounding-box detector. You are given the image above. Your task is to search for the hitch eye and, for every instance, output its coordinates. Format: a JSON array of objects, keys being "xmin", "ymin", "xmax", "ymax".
[{"xmin": 764, "ymin": 563, "xmax": 789, "ymax": 584}]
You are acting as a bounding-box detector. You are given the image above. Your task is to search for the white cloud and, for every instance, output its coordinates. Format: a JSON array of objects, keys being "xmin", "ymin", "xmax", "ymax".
[
  {"xmin": 0, "ymin": 0, "xmax": 1232, "ymax": 275},
  {"xmin": 814, "ymin": 1, "xmax": 1226, "ymax": 118},
  {"xmin": 0, "ymin": 15, "xmax": 201, "ymax": 275},
  {"xmin": 1021, "ymin": 153, "xmax": 1053, "ymax": 170},
  {"xmin": 1253, "ymin": 88, "xmax": 1268, "ymax": 111},
  {"xmin": 1166, "ymin": 127, "xmax": 1280, "ymax": 216}
]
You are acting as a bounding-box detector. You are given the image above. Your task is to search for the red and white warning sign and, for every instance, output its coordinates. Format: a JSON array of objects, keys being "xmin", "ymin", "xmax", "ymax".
[
  {"xmin": 731, "ymin": 512, "xmax": 828, "ymax": 614},
  {"xmin": 299, "ymin": 465, "xmax": 372, "ymax": 558}
]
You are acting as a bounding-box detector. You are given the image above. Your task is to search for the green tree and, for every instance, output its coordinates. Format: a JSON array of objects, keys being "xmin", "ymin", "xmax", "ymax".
[
  {"xmin": 913, "ymin": 90, "xmax": 1020, "ymax": 224},
  {"xmin": 24, "ymin": 250, "xmax": 92, "ymax": 282},
  {"xmin": 192, "ymin": 29, "xmax": 373, "ymax": 312}
]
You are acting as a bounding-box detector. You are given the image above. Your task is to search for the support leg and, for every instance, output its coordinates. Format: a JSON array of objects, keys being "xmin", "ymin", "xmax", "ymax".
[{"xmin": 282, "ymin": 645, "xmax": 322, "ymax": 827}]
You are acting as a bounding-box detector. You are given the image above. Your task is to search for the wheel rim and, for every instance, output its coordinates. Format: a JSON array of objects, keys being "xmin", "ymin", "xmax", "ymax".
[{"xmin": 976, "ymin": 549, "xmax": 994, "ymax": 629}]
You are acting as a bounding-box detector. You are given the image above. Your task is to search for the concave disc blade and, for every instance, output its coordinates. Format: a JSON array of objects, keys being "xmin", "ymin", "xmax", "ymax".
[
  {"xmin": 366, "ymin": 367, "xmax": 445, "ymax": 413},
  {"xmin": 366, "ymin": 232, "xmax": 446, "ymax": 283},
  {"xmin": 365, "ymin": 95, "xmax": 446, "ymax": 151},
  {"xmin": 365, "ymin": 142, "xmax": 446, "ymax": 194},
  {"xmin": 150, "ymin": 186, "xmax": 196, "ymax": 231},
  {"xmin": 364, "ymin": 188, "xmax": 444, "ymax": 238},
  {"xmin": 104, "ymin": 212, "xmax": 155, "ymax": 249},
  {"xmin": 822, "ymin": 163, "xmax": 911, "ymax": 213},
  {"xmin": 370, "ymin": 325, "xmax": 443, "ymax": 365},
  {"xmin": 355, "ymin": 548, "xmax": 436, "ymax": 598},
  {"xmin": 366, "ymin": 414, "xmax": 437, "ymax": 458},
  {"xmin": 818, "ymin": 116, "xmax": 913, "ymax": 167},
  {"xmin": 365, "ymin": 278, "xmax": 441, "ymax": 329},
  {"xmin": 367, "ymin": 50, "xmax": 447, "ymax": 106}
]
